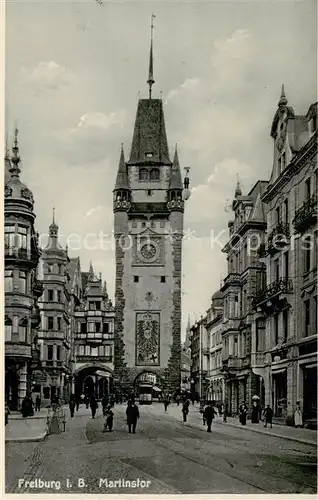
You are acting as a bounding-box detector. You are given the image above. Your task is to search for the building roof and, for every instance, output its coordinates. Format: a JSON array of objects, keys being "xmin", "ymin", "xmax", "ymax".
[
  {"xmin": 127, "ymin": 99, "xmax": 171, "ymax": 166},
  {"xmin": 212, "ymin": 289, "xmax": 223, "ymax": 301}
]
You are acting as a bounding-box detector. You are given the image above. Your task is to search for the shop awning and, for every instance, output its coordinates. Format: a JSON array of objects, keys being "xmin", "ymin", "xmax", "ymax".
[{"xmin": 153, "ymin": 386, "xmax": 162, "ymax": 392}]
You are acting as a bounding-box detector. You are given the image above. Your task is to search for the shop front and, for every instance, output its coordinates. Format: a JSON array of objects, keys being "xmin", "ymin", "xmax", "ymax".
[{"xmin": 272, "ymin": 368, "xmax": 287, "ymax": 418}]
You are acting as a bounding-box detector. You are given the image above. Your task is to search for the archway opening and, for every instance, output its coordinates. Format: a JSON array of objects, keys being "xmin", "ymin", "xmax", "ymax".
[{"xmin": 74, "ymin": 366, "xmax": 112, "ymax": 400}]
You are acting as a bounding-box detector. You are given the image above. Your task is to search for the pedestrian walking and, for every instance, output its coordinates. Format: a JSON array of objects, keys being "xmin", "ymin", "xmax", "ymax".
[
  {"xmin": 239, "ymin": 402, "xmax": 248, "ymax": 425},
  {"xmin": 21, "ymin": 395, "xmax": 34, "ymax": 418},
  {"xmin": 85, "ymin": 395, "xmax": 90, "ymax": 409},
  {"xmin": 203, "ymin": 402, "xmax": 216, "ymax": 432},
  {"xmin": 263, "ymin": 404, "xmax": 273, "ymax": 428},
  {"xmin": 163, "ymin": 396, "xmax": 169, "ymax": 412},
  {"xmin": 35, "ymin": 395, "xmax": 41, "ymax": 412},
  {"xmin": 182, "ymin": 400, "xmax": 190, "ymax": 422},
  {"xmin": 69, "ymin": 394, "xmax": 76, "ymax": 418},
  {"xmin": 102, "ymin": 394, "xmax": 109, "ymax": 416},
  {"xmin": 294, "ymin": 401, "xmax": 303, "ymax": 428},
  {"xmin": 176, "ymin": 394, "xmax": 180, "ymax": 406},
  {"xmin": 103, "ymin": 405, "xmax": 114, "ymax": 432},
  {"xmin": 90, "ymin": 397, "xmax": 98, "ymax": 419},
  {"xmin": 251, "ymin": 401, "xmax": 259, "ymax": 423},
  {"xmin": 126, "ymin": 400, "xmax": 139, "ymax": 434}
]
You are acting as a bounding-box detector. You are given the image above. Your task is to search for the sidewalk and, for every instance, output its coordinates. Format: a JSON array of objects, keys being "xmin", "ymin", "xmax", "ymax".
[
  {"xmin": 148, "ymin": 403, "xmax": 317, "ymax": 447},
  {"xmin": 5, "ymin": 405, "xmax": 69, "ymax": 443}
]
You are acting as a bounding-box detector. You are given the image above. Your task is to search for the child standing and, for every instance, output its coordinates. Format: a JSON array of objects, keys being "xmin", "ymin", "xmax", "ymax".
[{"xmin": 103, "ymin": 405, "xmax": 114, "ymax": 432}]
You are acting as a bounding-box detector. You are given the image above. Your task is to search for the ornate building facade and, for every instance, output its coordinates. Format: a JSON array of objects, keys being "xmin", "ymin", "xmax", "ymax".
[
  {"xmin": 73, "ymin": 263, "xmax": 115, "ymax": 399},
  {"xmin": 221, "ymin": 179, "xmax": 268, "ymax": 415},
  {"xmin": 253, "ymin": 89, "xmax": 317, "ymax": 425},
  {"xmin": 205, "ymin": 291, "xmax": 224, "ymax": 404},
  {"xmin": 37, "ymin": 214, "xmax": 72, "ymax": 404},
  {"xmin": 4, "ymin": 130, "xmax": 43, "ymax": 410},
  {"xmin": 113, "ymin": 37, "xmax": 190, "ymax": 393}
]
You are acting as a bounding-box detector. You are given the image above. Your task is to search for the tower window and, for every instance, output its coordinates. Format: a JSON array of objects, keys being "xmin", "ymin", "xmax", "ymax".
[
  {"xmin": 150, "ymin": 168, "xmax": 160, "ymax": 181},
  {"xmin": 147, "ymin": 190, "xmax": 152, "ymax": 196},
  {"xmin": 139, "ymin": 168, "xmax": 148, "ymax": 181},
  {"xmin": 161, "ymin": 276, "xmax": 166, "ymax": 283},
  {"xmin": 134, "ymin": 276, "xmax": 139, "ymax": 283},
  {"xmin": 146, "ymin": 152, "xmax": 154, "ymax": 158}
]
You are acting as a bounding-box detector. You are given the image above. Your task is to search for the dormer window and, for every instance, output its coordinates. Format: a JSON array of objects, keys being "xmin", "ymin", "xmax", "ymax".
[{"xmin": 139, "ymin": 168, "xmax": 148, "ymax": 181}]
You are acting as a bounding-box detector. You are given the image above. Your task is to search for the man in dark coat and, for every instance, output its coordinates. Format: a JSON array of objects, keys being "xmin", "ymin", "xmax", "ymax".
[
  {"xmin": 182, "ymin": 400, "xmax": 190, "ymax": 422},
  {"xmin": 35, "ymin": 395, "xmax": 41, "ymax": 412},
  {"xmin": 103, "ymin": 405, "xmax": 114, "ymax": 432},
  {"xmin": 21, "ymin": 395, "xmax": 34, "ymax": 418},
  {"xmin": 263, "ymin": 405, "xmax": 273, "ymax": 428},
  {"xmin": 126, "ymin": 400, "xmax": 140, "ymax": 433},
  {"xmin": 163, "ymin": 396, "xmax": 169, "ymax": 412},
  {"xmin": 69, "ymin": 394, "xmax": 76, "ymax": 418},
  {"xmin": 239, "ymin": 403, "xmax": 248, "ymax": 425},
  {"xmin": 90, "ymin": 397, "xmax": 98, "ymax": 419},
  {"xmin": 203, "ymin": 402, "xmax": 216, "ymax": 432}
]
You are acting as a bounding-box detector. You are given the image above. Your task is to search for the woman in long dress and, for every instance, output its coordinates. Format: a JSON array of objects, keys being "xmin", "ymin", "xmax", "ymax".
[{"xmin": 294, "ymin": 402, "xmax": 303, "ymax": 427}]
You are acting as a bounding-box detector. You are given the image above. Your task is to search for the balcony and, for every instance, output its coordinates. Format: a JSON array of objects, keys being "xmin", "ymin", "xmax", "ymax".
[
  {"xmin": 221, "ymin": 273, "xmax": 240, "ymax": 292},
  {"xmin": 266, "ymin": 222, "xmax": 290, "ymax": 255},
  {"xmin": 5, "ymin": 343, "xmax": 31, "ymax": 358},
  {"xmin": 252, "ymin": 278, "xmax": 293, "ymax": 315},
  {"xmin": 4, "ymin": 246, "xmax": 39, "ymax": 266},
  {"xmin": 75, "ymin": 355, "xmax": 113, "ymax": 363},
  {"xmin": 293, "ymin": 194, "xmax": 318, "ymax": 234}
]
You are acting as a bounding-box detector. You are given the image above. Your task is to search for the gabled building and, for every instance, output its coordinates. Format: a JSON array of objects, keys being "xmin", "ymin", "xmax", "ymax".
[
  {"xmin": 73, "ymin": 263, "xmax": 115, "ymax": 399},
  {"xmin": 253, "ymin": 87, "xmax": 317, "ymax": 425},
  {"xmin": 221, "ymin": 179, "xmax": 268, "ymax": 415},
  {"xmin": 4, "ymin": 129, "xmax": 43, "ymax": 410},
  {"xmin": 37, "ymin": 213, "xmax": 72, "ymax": 403}
]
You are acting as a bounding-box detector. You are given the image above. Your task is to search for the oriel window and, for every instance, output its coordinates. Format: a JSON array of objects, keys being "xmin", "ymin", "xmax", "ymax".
[
  {"xmin": 17, "ymin": 226, "xmax": 28, "ymax": 249},
  {"xmin": 4, "ymin": 225, "xmax": 15, "ymax": 248},
  {"xmin": 5, "ymin": 317, "xmax": 12, "ymax": 342},
  {"xmin": 4, "ymin": 270, "xmax": 14, "ymax": 293},
  {"xmin": 18, "ymin": 318, "xmax": 28, "ymax": 342}
]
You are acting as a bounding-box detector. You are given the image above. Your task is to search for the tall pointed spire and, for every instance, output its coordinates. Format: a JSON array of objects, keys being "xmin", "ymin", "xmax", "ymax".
[
  {"xmin": 278, "ymin": 84, "xmax": 288, "ymax": 107},
  {"xmin": 10, "ymin": 128, "xmax": 21, "ymax": 178},
  {"xmin": 169, "ymin": 144, "xmax": 183, "ymax": 190},
  {"xmin": 147, "ymin": 14, "xmax": 155, "ymax": 100},
  {"xmin": 49, "ymin": 206, "xmax": 59, "ymax": 239},
  {"xmin": 114, "ymin": 144, "xmax": 130, "ymax": 190},
  {"xmin": 88, "ymin": 261, "xmax": 94, "ymax": 280}
]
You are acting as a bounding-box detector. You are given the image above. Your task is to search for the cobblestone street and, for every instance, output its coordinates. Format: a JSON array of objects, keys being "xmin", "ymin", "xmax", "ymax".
[{"xmin": 6, "ymin": 403, "xmax": 317, "ymax": 494}]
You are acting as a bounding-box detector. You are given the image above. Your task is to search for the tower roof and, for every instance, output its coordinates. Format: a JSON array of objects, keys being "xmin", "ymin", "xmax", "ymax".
[
  {"xmin": 114, "ymin": 144, "xmax": 130, "ymax": 190},
  {"xmin": 127, "ymin": 99, "xmax": 171, "ymax": 165},
  {"xmin": 44, "ymin": 208, "xmax": 64, "ymax": 251},
  {"xmin": 168, "ymin": 145, "xmax": 183, "ymax": 190}
]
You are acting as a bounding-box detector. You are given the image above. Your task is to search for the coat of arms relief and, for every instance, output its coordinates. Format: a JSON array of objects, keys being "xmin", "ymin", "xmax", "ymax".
[{"xmin": 136, "ymin": 312, "xmax": 160, "ymax": 366}]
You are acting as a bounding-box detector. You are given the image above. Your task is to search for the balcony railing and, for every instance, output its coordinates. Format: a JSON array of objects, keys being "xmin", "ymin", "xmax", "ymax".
[
  {"xmin": 253, "ymin": 278, "xmax": 293, "ymax": 307},
  {"xmin": 266, "ymin": 222, "xmax": 290, "ymax": 254},
  {"xmin": 293, "ymin": 194, "xmax": 318, "ymax": 233}
]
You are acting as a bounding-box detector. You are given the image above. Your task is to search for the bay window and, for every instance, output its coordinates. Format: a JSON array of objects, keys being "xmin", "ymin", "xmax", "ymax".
[
  {"xmin": 18, "ymin": 271, "xmax": 27, "ymax": 294},
  {"xmin": 17, "ymin": 226, "xmax": 28, "ymax": 249},
  {"xmin": 5, "ymin": 317, "xmax": 12, "ymax": 341},
  {"xmin": 4, "ymin": 270, "xmax": 14, "ymax": 293},
  {"xmin": 18, "ymin": 318, "xmax": 28, "ymax": 342},
  {"xmin": 5, "ymin": 225, "xmax": 15, "ymax": 248}
]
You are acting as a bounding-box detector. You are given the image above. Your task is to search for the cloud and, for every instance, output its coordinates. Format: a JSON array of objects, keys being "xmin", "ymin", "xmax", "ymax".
[
  {"xmin": 54, "ymin": 110, "xmax": 127, "ymax": 165},
  {"xmin": 165, "ymin": 77, "xmax": 200, "ymax": 104},
  {"xmin": 21, "ymin": 61, "xmax": 75, "ymax": 91}
]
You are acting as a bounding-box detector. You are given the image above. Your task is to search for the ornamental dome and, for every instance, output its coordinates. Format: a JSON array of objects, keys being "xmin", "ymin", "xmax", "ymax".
[
  {"xmin": 211, "ymin": 289, "xmax": 223, "ymax": 302},
  {"xmin": 4, "ymin": 129, "xmax": 34, "ymax": 208}
]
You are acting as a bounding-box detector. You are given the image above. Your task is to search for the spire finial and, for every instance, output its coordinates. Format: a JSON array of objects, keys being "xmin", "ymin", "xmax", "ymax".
[
  {"xmin": 278, "ymin": 84, "xmax": 288, "ymax": 107},
  {"xmin": 52, "ymin": 206, "xmax": 55, "ymax": 224},
  {"xmin": 235, "ymin": 174, "xmax": 242, "ymax": 197},
  {"xmin": 147, "ymin": 14, "xmax": 156, "ymax": 99},
  {"xmin": 10, "ymin": 127, "xmax": 21, "ymax": 177}
]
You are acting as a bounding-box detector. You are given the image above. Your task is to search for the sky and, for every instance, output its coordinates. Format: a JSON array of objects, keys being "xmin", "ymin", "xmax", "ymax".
[{"xmin": 5, "ymin": 0, "xmax": 317, "ymax": 339}]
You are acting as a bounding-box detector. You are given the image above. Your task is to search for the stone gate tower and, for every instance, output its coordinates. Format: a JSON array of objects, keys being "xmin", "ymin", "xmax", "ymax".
[{"xmin": 113, "ymin": 26, "xmax": 190, "ymax": 393}]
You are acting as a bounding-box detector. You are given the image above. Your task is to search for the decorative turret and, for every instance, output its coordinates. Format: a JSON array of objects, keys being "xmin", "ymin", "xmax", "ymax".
[
  {"xmin": 167, "ymin": 145, "xmax": 184, "ymax": 211},
  {"xmin": 44, "ymin": 208, "xmax": 65, "ymax": 252},
  {"xmin": 278, "ymin": 84, "xmax": 288, "ymax": 107},
  {"xmin": 113, "ymin": 144, "xmax": 131, "ymax": 212}
]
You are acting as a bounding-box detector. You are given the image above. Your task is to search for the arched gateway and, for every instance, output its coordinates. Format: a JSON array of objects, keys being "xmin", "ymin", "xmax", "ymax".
[{"xmin": 73, "ymin": 365, "xmax": 113, "ymax": 400}]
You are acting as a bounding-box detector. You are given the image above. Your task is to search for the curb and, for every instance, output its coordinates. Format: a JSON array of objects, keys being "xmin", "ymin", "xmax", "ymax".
[{"xmin": 5, "ymin": 431, "xmax": 48, "ymax": 443}]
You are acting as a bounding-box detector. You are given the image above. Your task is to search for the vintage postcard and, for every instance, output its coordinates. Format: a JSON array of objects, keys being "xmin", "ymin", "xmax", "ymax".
[{"xmin": 3, "ymin": 0, "xmax": 317, "ymax": 496}]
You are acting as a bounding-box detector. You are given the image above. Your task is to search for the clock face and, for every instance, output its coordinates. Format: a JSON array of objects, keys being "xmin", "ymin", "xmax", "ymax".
[{"xmin": 138, "ymin": 240, "xmax": 160, "ymax": 263}]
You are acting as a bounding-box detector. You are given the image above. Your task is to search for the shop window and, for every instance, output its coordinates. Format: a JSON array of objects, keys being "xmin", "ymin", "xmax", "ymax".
[
  {"xmin": 4, "ymin": 270, "xmax": 14, "ymax": 293},
  {"xmin": 18, "ymin": 318, "xmax": 27, "ymax": 342},
  {"xmin": 5, "ymin": 317, "xmax": 12, "ymax": 342}
]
